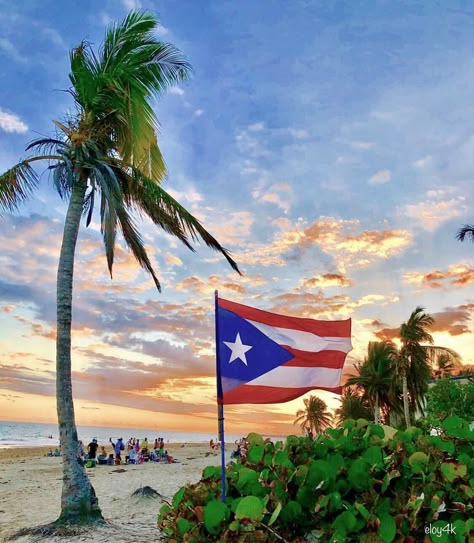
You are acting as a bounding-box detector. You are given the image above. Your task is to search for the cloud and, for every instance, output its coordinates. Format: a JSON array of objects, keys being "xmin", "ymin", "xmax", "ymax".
[
  {"xmin": 368, "ymin": 169, "xmax": 392, "ymax": 184},
  {"xmin": 248, "ymin": 122, "xmax": 265, "ymax": 132},
  {"xmin": 122, "ymin": 0, "xmax": 141, "ymax": 9},
  {"xmin": 169, "ymin": 87, "xmax": 185, "ymax": 96},
  {"xmin": 431, "ymin": 310, "xmax": 472, "ymax": 336},
  {"xmin": 402, "ymin": 190, "xmax": 467, "ymax": 232},
  {"xmin": 413, "ymin": 155, "xmax": 432, "ymax": 168},
  {"xmin": 302, "ymin": 274, "xmax": 352, "ymax": 289},
  {"xmin": 194, "ymin": 109, "xmax": 204, "ymax": 117},
  {"xmin": 404, "ymin": 263, "xmax": 474, "ymax": 289},
  {"xmin": 0, "ymin": 109, "xmax": 28, "ymax": 133},
  {"xmin": 237, "ymin": 216, "xmax": 412, "ymax": 270},
  {"xmin": 0, "ymin": 38, "xmax": 26, "ymax": 63},
  {"xmin": 349, "ymin": 141, "xmax": 375, "ymax": 150},
  {"xmin": 375, "ymin": 308, "xmax": 473, "ymax": 340}
]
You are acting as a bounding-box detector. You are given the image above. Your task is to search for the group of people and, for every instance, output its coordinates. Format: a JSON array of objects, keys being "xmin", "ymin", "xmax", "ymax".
[{"xmin": 77, "ymin": 436, "xmax": 177, "ymax": 466}]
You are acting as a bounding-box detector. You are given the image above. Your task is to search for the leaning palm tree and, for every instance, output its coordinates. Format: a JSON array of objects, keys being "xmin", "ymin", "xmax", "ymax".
[
  {"xmin": 0, "ymin": 12, "xmax": 240, "ymax": 526},
  {"xmin": 334, "ymin": 386, "xmax": 373, "ymax": 425},
  {"xmin": 345, "ymin": 341, "xmax": 398, "ymax": 424},
  {"xmin": 456, "ymin": 224, "xmax": 474, "ymax": 242},
  {"xmin": 294, "ymin": 395, "xmax": 332, "ymax": 436}
]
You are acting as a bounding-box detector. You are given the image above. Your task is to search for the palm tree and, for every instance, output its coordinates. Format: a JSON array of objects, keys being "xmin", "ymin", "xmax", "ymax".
[
  {"xmin": 431, "ymin": 353, "xmax": 461, "ymax": 380},
  {"xmin": 294, "ymin": 395, "xmax": 332, "ymax": 436},
  {"xmin": 0, "ymin": 12, "xmax": 240, "ymax": 526},
  {"xmin": 345, "ymin": 341, "xmax": 398, "ymax": 424},
  {"xmin": 398, "ymin": 307, "xmax": 434, "ymax": 428},
  {"xmin": 456, "ymin": 224, "xmax": 474, "ymax": 242},
  {"xmin": 334, "ymin": 387, "xmax": 373, "ymax": 425},
  {"xmin": 398, "ymin": 307, "xmax": 461, "ymax": 427}
]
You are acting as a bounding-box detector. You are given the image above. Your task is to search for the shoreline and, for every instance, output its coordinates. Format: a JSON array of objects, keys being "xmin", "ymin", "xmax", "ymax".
[{"xmin": 0, "ymin": 443, "xmax": 230, "ymax": 542}]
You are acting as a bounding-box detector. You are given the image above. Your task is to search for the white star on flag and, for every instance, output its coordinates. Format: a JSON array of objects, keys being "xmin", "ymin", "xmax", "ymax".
[{"xmin": 223, "ymin": 333, "xmax": 253, "ymax": 366}]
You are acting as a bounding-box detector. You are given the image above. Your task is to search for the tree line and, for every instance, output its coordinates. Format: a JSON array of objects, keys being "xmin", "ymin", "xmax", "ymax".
[{"xmin": 294, "ymin": 306, "xmax": 474, "ymax": 435}]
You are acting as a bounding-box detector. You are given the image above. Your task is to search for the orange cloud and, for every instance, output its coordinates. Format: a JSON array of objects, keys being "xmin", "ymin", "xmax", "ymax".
[
  {"xmin": 404, "ymin": 264, "xmax": 474, "ymax": 289},
  {"xmin": 403, "ymin": 191, "xmax": 466, "ymax": 231},
  {"xmin": 302, "ymin": 274, "xmax": 352, "ymax": 289},
  {"xmin": 238, "ymin": 216, "xmax": 411, "ymax": 270}
]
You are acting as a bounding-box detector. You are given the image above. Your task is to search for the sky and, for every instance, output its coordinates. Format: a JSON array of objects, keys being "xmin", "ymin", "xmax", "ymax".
[{"xmin": 1, "ymin": 0, "xmax": 474, "ymax": 437}]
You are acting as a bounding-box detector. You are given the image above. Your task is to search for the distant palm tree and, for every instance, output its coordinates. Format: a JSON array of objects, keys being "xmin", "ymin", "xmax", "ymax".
[
  {"xmin": 345, "ymin": 341, "xmax": 398, "ymax": 424},
  {"xmin": 334, "ymin": 387, "xmax": 372, "ymax": 425},
  {"xmin": 431, "ymin": 353, "xmax": 462, "ymax": 380},
  {"xmin": 456, "ymin": 224, "xmax": 474, "ymax": 242},
  {"xmin": 294, "ymin": 396, "xmax": 332, "ymax": 436},
  {"xmin": 398, "ymin": 307, "xmax": 434, "ymax": 428},
  {"xmin": 0, "ymin": 12, "xmax": 240, "ymax": 526}
]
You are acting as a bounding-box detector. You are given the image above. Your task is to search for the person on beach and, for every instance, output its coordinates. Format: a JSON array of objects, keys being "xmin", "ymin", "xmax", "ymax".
[
  {"xmin": 128, "ymin": 447, "xmax": 137, "ymax": 464},
  {"xmin": 87, "ymin": 438, "xmax": 99, "ymax": 464},
  {"xmin": 97, "ymin": 446, "xmax": 108, "ymax": 465},
  {"xmin": 109, "ymin": 437, "xmax": 125, "ymax": 464}
]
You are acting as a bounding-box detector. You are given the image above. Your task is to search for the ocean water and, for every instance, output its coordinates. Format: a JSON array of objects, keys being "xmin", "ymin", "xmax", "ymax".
[{"xmin": 0, "ymin": 420, "xmax": 258, "ymax": 448}]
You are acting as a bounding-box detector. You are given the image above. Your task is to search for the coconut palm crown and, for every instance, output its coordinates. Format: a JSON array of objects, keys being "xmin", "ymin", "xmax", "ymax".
[
  {"xmin": 0, "ymin": 11, "xmax": 240, "ymax": 526},
  {"xmin": 294, "ymin": 395, "xmax": 332, "ymax": 436}
]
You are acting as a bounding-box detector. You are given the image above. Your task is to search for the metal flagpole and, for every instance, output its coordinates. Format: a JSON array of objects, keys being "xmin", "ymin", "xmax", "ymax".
[{"xmin": 214, "ymin": 290, "xmax": 226, "ymax": 502}]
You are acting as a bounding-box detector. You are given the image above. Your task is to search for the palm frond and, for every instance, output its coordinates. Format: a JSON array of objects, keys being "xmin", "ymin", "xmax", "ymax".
[
  {"xmin": 25, "ymin": 137, "xmax": 67, "ymax": 155},
  {"xmin": 115, "ymin": 204, "xmax": 161, "ymax": 291},
  {"xmin": 0, "ymin": 161, "xmax": 40, "ymax": 211},
  {"xmin": 456, "ymin": 225, "xmax": 474, "ymax": 242},
  {"xmin": 120, "ymin": 166, "xmax": 241, "ymax": 274}
]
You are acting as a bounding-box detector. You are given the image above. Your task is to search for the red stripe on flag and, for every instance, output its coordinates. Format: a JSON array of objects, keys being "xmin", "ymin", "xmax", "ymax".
[
  {"xmin": 282, "ymin": 349, "xmax": 348, "ymax": 369},
  {"xmin": 219, "ymin": 298, "xmax": 351, "ymax": 337},
  {"xmin": 219, "ymin": 384, "xmax": 343, "ymax": 404}
]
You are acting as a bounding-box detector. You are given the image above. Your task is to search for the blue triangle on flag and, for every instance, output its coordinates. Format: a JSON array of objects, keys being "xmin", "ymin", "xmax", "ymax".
[{"xmin": 218, "ymin": 307, "xmax": 294, "ymax": 393}]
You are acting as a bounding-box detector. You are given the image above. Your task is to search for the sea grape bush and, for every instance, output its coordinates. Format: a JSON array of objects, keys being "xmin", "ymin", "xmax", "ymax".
[{"xmin": 157, "ymin": 417, "xmax": 474, "ymax": 542}]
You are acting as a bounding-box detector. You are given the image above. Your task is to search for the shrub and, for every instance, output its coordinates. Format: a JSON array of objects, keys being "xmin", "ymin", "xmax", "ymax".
[{"xmin": 158, "ymin": 417, "xmax": 474, "ymax": 542}]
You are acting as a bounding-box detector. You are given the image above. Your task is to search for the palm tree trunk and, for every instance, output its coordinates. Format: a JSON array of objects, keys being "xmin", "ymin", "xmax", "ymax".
[
  {"xmin": 374, "ymin": 392, "xmax": 380, "ymax": 424},
  {"xmin": 402, "ymin": 370, "xmax": 410, "ymax": 428},
  {"xmin": 56, "ymin": 177, "xmax": 103, "ymax": 525}
]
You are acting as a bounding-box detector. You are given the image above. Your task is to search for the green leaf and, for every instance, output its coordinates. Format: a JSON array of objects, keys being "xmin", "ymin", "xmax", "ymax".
[
  {"xmin": 429, "ymin": 436, "xmax": 455, "ymax": 455},
  {"xmin": 172, "ymin": 486, "xmax": 186, "ymax": 509},
  {"xmin": 333, "ymin": 510, "xmax": 357, "ymax": 534},
  {"xmin": 268, "ymin": 502, "xmax": 282, "ymax": 526},
  {"xmin": 408, "ymin": 451, "xmax": 429, "ymax": 468},
  {"xmin": 236, "ymin": 467, "xmax": 259, "ymax": 494},
  {"xmin": 440, "ymin": 462, "xmax": 467, "ymax": 482},
  {"xmin": 348, "ymin": 459, "xmax": 371, "ymax": 491},
  {"xmin": 280, "ymin": 500, "xmax": 303, "ymax": 524},
  {"xmin": 247, "ymin": 444, "xmax": 265, "ymax": 464},
  {"xmin": 234, "ymin": 496, "xmax": 264, "ymax": 521},
  {"xmin": 203, "ymin": 499, "xmax": 228, "ymax": 534},
  {"xmin": 378, "ymin": 514, "xmax": 396, "ymax": 543},
  {"xmin": 354, "ymin": 502, "xmax": 370, "ymax": 520},
  {"xmin": 247, "ymin": 432, "xmax": 264, "ymax": 446},
  {"xmin": 362, "ymin": 445, "xmax": 384, "ymax": 466},
  {"xmin": 370, "ymin": 424, "xmax": 385, "ymax": 438},
  {"xmin": 177, "ymin": 517, "xmax": 191, "ymax": 536},
  {"xmin": 202, "ymin": 465, "xmax": 221, "ymax": 480}
]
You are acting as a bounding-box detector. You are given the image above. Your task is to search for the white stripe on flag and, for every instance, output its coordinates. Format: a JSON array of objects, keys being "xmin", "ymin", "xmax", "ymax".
[
  {"xmin": 246, "ymin": 366, "xmax": 342, "ymax": 389},
  {"xmin": 247, "ymin": 319, "xmax": 352, "ymax": 353}
]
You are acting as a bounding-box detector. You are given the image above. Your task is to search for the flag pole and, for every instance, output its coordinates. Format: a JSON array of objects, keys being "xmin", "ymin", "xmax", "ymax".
[{"xmin": 215, "ymin": 290, "xmax": 226, "ymax": 502}]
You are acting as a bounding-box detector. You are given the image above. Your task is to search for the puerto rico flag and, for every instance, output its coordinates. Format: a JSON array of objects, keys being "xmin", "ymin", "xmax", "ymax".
[{"xmin": 216, "ymin": 297, "xmax": 352, "ymax": 404}]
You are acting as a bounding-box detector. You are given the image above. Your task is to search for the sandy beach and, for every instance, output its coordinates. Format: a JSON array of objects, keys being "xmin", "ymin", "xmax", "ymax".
[{"xmin": 0, "ymin": 444, "xmax": 229, "ymax": 542}]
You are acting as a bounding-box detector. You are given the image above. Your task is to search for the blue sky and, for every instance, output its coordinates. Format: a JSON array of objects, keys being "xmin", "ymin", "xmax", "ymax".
[{"xmin": 1, "ymin": 0, "xmax": 473, "ymax": 435}]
